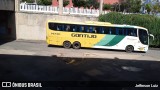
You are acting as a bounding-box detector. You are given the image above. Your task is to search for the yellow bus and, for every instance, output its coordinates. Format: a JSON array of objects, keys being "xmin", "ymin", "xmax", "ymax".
[{"xmin": 46, "ymin": 20, "xmax": 154, "ymax": 52}]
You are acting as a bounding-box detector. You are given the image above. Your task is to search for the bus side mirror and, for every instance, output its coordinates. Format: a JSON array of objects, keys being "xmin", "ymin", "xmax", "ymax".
[{"xmin": 149, "ymin": 34, "xmax": 154, "ymax": 40}]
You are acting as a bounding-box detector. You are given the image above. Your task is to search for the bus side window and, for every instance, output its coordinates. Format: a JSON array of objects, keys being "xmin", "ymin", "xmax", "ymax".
[
  {"xmin": 101, "ymin": 28, "xmax": 105, "ymax": 34},
  {"xmin": 64, "ymin": 25, "xmax": 66, "ymax": 31},
  {"xmin": 89, "ymin": 26, "xmax": 93, "ymax": 33},
  {"xmin": 62, "ymin": 24, "xmax": 65, "ymax": 31},
  {"xmin": 79, "ymin": 26, "xmax": 85, "ymax": 32},
  {"xmin": 128, "ymin": 29, "xmax": 131, "ymax": 36},
  {"xmin": 85, "ymin": 26, "xmax": 89, "ymax": 33},
  {"xmin": 109, "ymin": 28, "xmax": 112, "ymax": 34},
  {"xmin": 128, "ymin": 28, "xmax": 134, "ymax": 36},
  {"xmin": 63, "ymin": 24, "xmax": 68, "ymax": 31},
  {"xmin": 124, "ymin": 28, "xmax": 128, "ymax": 35},
  {"xmin": 72, "ymin": 25, "xmax": 76, "ymax": 32},
  {"xmin": 133, "ymin": 29, "xmax": 137, "ymax": 37},
  {"xmin": 95, "ymin": 27, "xmax": 100, "ymax": 33},
  {"xmin": 57, "ymin": 24, "xmax": 62, "ymax": 31},
  {"xmin": 103, "ymin": 27, "xmax": 109, "ymax": 34},
  {"xmin": 122, "ymin": 28, "xmax": 125, "ymax": 35},
  {"xmin": 116, "ymin": 28, "xmax": 119, "ymax": 35},
  {"xmin": 111, "ymin": 27, "xmax": 116, "ymax": 35},
  {"xmin": 66, "ymin": 25, "xmax": 70, "ymax": 31},
  {"xmin": 97, "ymin": 27, "xmax": 100, "ymax": 33},
  {"xmin": 93, "ymin": 27, "xmax": 97, "ymax": 33},
  {"xmin": 48, "ymin": 23, "xmax": 54, "ymax": 30},
  {"xmin": 99, "ymin": 27, "xmax": 103, "ymax": 34},
  {"xmin": 76, "ymin": 25, "xmax": 81, "ymax": 32},
  {"xmin": 118, "ymin": 28, "xmax": 124, "ymax": 35}
]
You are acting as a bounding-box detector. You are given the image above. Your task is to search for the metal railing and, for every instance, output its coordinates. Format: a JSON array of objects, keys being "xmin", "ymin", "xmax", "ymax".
[{"xmin": 20, "ymin": 3, "xmax": 110, "ymax": 16}]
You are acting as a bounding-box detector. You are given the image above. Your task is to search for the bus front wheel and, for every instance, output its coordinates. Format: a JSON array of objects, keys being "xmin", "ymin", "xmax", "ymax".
[
  {"xmin": 63, "ymin": 41, "xmax": 71, "ymax": 49},
  {"xmin": 73, "ymin": 41, "xmax": 81, "ymax": 49},
  {"xmin": 125, "ymin": 45, "xmax": 134, "ymax": 53}
]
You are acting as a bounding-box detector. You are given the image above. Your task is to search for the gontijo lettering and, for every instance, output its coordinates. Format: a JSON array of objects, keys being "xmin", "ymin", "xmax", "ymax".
[{"xmin": 71, "ymin": 33, "xmax": 97, "ymax": 38}]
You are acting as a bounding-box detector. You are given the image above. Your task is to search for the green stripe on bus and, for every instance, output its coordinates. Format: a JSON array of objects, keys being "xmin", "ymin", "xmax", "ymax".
[
  {"xmin": 95, "ymin": 35, "xmax": 116, "ymax": 46},
  {"xmin": 105, "ymin": 35, "xmax": 125, "ymax": 46}
]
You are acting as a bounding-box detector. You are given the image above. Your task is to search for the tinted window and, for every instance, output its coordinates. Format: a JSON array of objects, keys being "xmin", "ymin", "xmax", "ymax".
[
  {"xmin": 118, "ymin": 28, "xmax": 124, "ymax": 35},
  {"xmin": 80, "ymin": 26, "xmax": 85, "ymax": 32},
  {"xmin": 94, "ymin": 26, "xmax": 101, "ymax": 34},
  {"xmin": 57, "ymin": 24, "xmax": 64, "ymax": 31},
  {"xmin": 49, "ymin": 23, "xmax": 56, "ymax": 30},
  {"xmin": 124, "ymin": 28, "xmax": 137, "ymax": 37},
  {"xmin": 103, "ymin": 27, "xmax": 110, "ymax": 34},
  {"xmin": 110, "ymin": 27, "xmax": 116, "ymax": 35},
  {"xmin": 64, "ymin": 24, "xmax": 71, "ymax": 31},
  {"xmin": 93, "ymin": 27, "xmax": 97, "ymax": 33},
  {"xmin": 88, "ymin": 26, "xmax": 93, "ymax": 33},
  {"xmin": 49, "ymin": 23, "xmax": 138, "ymax": 37}
]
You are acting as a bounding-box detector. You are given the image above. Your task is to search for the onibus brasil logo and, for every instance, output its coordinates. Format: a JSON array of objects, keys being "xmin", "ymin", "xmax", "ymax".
[{"xmin": 2, "ymin": 82, "xmax": 42, "ymax": 88}]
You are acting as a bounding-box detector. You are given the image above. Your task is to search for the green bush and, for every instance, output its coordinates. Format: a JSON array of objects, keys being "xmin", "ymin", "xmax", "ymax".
[{"xmin": 99, "ymin": 12, "xmax": 160, "ymax": 47}]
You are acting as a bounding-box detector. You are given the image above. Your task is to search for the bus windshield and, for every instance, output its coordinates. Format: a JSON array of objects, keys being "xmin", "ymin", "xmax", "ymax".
[{"xmin": 139, "ymin": 29, "xmax": 148, "ymax": 45}]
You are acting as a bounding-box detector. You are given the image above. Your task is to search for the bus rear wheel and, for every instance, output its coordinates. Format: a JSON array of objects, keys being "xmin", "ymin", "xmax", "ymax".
[
  {"xmin": 73, "ymin": 41, "xmax": 81, "ymax": 49},
  {"xmin": 125, "ymin": 45, "xmax": 134, "ymax": 53},
  {"xmin": 63, "ymin": 41, "xmax": 71, "ymax": 49}
]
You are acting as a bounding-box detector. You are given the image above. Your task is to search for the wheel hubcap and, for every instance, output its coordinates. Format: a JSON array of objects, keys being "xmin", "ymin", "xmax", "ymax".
[
  {"xmin": 127, "ymin": 46, "xmax": 133, "ymax": 52},
  {"xmin": 64, "ymin": 42, "xmax": 70, "ymax": 48},
  {"xmin": 75, "ymin": 44, "xmax": 79, "ymax": 47}
]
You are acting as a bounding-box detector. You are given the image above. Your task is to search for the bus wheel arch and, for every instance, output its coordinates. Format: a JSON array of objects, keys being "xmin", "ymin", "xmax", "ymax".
[
  {"xmin": 63, "ymin": 41, "xmax": 72, "ymax": 49},
  {"xmin": 73, "ymin": 41, "xmax": 81, "ymax": 49},
  {"xmin": 125, "ymin": 45, "xmax": 134, "ymax": 53}
]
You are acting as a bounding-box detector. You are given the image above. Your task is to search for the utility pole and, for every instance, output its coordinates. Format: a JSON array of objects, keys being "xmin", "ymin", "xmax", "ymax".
[
  {"xmin": 99, "ymin": 0, "xmax": 104, "ymax": 15},
  {"xmin": 59, "ymin": 0, "xmax": 63, "ymax": 15}
]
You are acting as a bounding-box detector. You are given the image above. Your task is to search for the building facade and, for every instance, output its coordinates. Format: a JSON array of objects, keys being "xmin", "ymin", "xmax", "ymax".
[{"xmin": 0, "ymin": 0, "xmax": 16, "ymax": 40}]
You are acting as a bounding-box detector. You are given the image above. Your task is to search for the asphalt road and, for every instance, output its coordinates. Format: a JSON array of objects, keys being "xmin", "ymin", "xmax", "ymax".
[
  {"xmin": 0, "ymin": 40, "xmax": 160, "ymax": 89},
  {"xmin": 0, "ymin": 40, "xmax": 160, "ymax": 60}
]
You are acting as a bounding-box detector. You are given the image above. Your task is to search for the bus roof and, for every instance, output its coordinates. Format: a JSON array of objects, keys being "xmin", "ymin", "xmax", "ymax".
[{"xmin": 47, "ymin": 20, "xmax": 147, "ymax": 30}]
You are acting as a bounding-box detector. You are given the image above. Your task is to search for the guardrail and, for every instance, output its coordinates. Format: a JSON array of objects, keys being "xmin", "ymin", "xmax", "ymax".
[{"xmin": 20, "ymin": 3, "xmax": 110, "ymax": 16}]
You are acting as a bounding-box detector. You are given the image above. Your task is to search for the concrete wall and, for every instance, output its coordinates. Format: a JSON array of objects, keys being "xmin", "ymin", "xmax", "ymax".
[
  {"xmin": 15, "ymin": 12, "xmax": 98, "ymax": 40},
  {"xmin": 0, "ymin": 0, "xmax": 14, "ymax": 11}
]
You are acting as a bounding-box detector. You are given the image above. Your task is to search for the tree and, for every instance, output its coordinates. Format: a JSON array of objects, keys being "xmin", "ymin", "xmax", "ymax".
[
  {"xmin": 103, "ymin": 4, "xmax": 111, "ymax": 10},
  {"xmin": 152, "ymin": 3, "xmax": 160, "ymax": 15},
  {"xmin": 145, "ymin": 4, "xmax": 152, "ymax": 14},
  {"xmin": 129, "ymin": 0, "xmax": 141, "ymax": 13},
  {"xmin": 72, "ymin": 0, "xmax": 86, "ymax": 8},
  {"xmin": 63, "ymin": 0, "xmax": 69, "ymax": 7},
  {"xmin": 22, "ymin": 0, "xmax": 35, "ymax": 3},
  {"xmin": 85, "ymin": 0, "xmax": 99, "ymax": 9},
  {"xmin": 22, "ymin": 0, "xmax": 52, "ymax": 5},
  {"xmin": 112, "ymin": 2, "xmax": 120, "ymax": 11},
  {"xmin": 72, "ymin": 0, "xmax": 99, "ymax": 9},
  {"xmin": 116, "ymin": 0, "xmax": 142, "ymax": 13},
  {"xmin": 57, "ymin": 0, "xmax": 69, "ymax": 7},
  {"xmin": 37, "ymin": 0, "xmax": 52, "ymax": 5}
]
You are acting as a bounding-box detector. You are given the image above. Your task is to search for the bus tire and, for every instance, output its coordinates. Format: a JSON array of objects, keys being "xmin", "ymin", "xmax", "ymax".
[
  {"xmin": 125, "ymin": 45, "xmax": 134, "ymax": 53},
  {"xmin": 73, "ymin": 41, "xmax": 81, "ymax": 49},
  {"xmin": 63, "ymin": 41, "xmax": 71, "ymax": 49}
]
